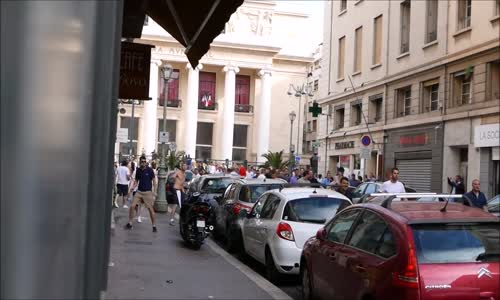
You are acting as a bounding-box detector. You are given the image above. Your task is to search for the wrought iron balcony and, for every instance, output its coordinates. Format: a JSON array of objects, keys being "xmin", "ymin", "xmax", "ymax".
[
  {"xmin": 198, "ymin": 101, "xmax": 217, "ymax": 111},
  {"xmin": 234, "ymin": 104, "xmax": 253, "ymax": 113},
  {"xmin": 158, "ymin": 98, "xmax": 182, "ymax": 108}
]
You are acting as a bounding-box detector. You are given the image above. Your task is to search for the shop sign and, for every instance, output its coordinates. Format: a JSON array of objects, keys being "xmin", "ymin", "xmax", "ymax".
[
  {"xmin": 339, "ymin": 155, "xmax": 350, "ymax": 168},
  {"xmin": 474, "ymin": 124, "xmax": 500, "ymax": 148},
  {"xmin": 335, "ymin": 141, "xmax": 355, "ymax": 149},
  {"xmin": 399, "ymin": 133, "xmax": 428, "ymax": 146},
  {"xmin": 119, "ymin": 42, "xmax": 154, "ymax": 100}
]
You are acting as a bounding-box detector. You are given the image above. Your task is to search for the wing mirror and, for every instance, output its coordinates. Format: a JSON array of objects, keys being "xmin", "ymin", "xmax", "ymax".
[
  {"xmin": 316, "ymin": 228, "xmax": 327, "ymax": 241},
  {"xmin": 238, "ymin": 208, "xmax": 249, "ymax": 218}
]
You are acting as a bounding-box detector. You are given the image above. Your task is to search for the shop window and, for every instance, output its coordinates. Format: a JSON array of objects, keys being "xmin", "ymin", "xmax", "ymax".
[
  {"xmin": 199, "ymin": 72, "xmax": 216, "ymax": 110},
  {"xmin": 425, "ymin": 0, "xmax": 438, "ymax": 43},
  {"xmin": 452, "ymin": 69, "xmax": 473, "ymax": 106},
  {"xmin": 232, "ymin": 125, "xmax": 248, "ymax": 161},
  {"xmin": 422, "ymin": 79, "xmax": 440, "ymax": 112},
  {"xmin": 488, "ymin": 60, "xmax": 500, "ymax": 101},
  {"xmin": 396, "ymin": 86, "xmax": 412, "ymax": 117},
  {"xmin": 368, "ymin": 94, "xmax": 383, "ymax": 123},
  {"xmin": 351, "ymin": 102, "xmax": 363, "ymax": 126},
  {"xmin": 457, "ymin": 0, "xmax": 472, "ymax": 30},
  {"xmin": 400, "ymin": 0, "xmax": 411, "ymax": 54},
  {"xmin": 335, "ymin": 107, "xmax": 345, "ymax": 129},
  {"xmin": 196, "ymin": 122, "xmax": 213, "ymax": 159}
]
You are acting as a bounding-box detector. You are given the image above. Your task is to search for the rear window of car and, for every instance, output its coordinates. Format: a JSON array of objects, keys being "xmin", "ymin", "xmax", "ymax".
[
  {"xmin": 201, "ymin": 178, "xmax": 233, "ymax": 193},
  {"xmin": 282, "ymin": 197, "xmax": 348, "ymax": 224},
  {"xmin": 412, "ymin": 223, "xmax": 500, "ymax": 264},
  {"xmin": 240, "ymin": 184, "xmax": 283, "ymax": 203}
]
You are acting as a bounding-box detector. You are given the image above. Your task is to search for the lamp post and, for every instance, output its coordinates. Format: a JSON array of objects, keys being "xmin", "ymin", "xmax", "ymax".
[
  {"xmin": 154, "ymin": 63, "xmax": 177, "ymax": 212},
  {"xmin": 289, "ymin": 111, "xmax": 296, "ymax": 173},
  {"xmin": 287, "ymin": 81, "xmax": 313, "ymax": 155}
]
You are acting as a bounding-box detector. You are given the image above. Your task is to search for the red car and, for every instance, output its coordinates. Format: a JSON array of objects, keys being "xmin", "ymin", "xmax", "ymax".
[{"xmin": 300, "ymin": 201, "xmax": 500, "ymax": 300}]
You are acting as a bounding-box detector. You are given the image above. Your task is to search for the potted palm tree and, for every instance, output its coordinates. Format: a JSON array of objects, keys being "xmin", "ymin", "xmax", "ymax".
[{"xmin": 261, "ymin": 150, "xmax": 291, "ymax": 170}]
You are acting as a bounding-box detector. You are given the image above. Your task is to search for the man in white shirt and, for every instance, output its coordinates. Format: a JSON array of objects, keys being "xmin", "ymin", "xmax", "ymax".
[
  {"xmin": 115, "ymin": 160, "xmax": 131, "ymax": 208},
  {"xmin": 382, "ymin": 167, "xmax": 405, "ymax": 193}
]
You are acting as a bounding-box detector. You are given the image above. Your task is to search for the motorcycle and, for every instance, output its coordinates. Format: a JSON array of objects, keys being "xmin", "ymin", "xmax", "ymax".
[{"xmin": 179, "ymin": 192, "xmax": 214, "ymax": 250}]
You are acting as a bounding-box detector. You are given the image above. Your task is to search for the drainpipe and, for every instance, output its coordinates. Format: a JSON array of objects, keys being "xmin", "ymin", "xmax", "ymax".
[{"xmin": 328, "ymin": 1, "xmax": 334, "ymax": 95}]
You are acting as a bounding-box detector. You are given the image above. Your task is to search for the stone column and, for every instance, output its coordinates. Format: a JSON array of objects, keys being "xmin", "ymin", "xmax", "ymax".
[
  {"xmin": 220, "ymin": 64, "xmax": 239, "ymax": 161},
  {"xmin": 255, "ymin": 68, "xmax": 272, "ymax": 163},
  {"xmin": 141, "ymin": 59, "xmax": 161, "ymax": 157},
  {"xmin": 183, "ymin": 63, "xmax": 203, "ymax": 158}
]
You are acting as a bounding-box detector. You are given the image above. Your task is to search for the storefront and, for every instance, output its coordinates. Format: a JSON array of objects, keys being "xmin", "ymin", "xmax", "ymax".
[
  {"xmin": 384, "ymin": 124, "xmax": 443, "ymax": 192},
  {"xmin": 474, "ymin": 122, "xmax": 500, "ymax": 198}
]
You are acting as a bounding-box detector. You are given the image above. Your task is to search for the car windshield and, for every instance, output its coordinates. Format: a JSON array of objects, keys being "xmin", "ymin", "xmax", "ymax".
[
  {"xmin": 282, "ymin": 197, "xmax": 348, "ymax": 224},
  {"xmin": 412, "ymin": 223, "xmax": 500, "ymax": 264},
  {"xmin": 242, "ymin": 184, "xmax": 283, "ymax": 203},
  {"xmin": 201, "ymin": 178, "xmax": 233, "ymax": 193}
]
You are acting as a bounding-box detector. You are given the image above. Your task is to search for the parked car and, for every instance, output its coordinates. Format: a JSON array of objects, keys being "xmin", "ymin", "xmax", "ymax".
[
  {"xmin": 301, "ymin": 198, "xmax": 500, "ymax": 300},
  {"xmin": 186, "ymin": 175, "xmax": 237, "ymax": 211},
  {"xmin": 488, "ymin": 194, "xmax": 500, "ymax": 217},
  {"xmin": 352, "ymin": 182, "xmax": 417, "ymax": 203},
  {"xmin": 240, "ymin": 187, "xmax": 352, "ymax": 283},
  {"xmin": 214, "ymin": 178, "xmax": 286, "ymax": 251}
]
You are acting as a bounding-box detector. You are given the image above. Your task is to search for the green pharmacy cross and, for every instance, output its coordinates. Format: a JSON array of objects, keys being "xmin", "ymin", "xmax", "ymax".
[{"xmin": 308, "ymin": 101, "xmax": 322, "ymax": 117}]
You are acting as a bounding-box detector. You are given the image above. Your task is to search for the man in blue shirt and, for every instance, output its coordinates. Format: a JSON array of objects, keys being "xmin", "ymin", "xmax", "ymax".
[
  {"xmin": 125, "ymin": 156, "xmax": 158, "ymax": 232},
  {"xmin": 463, "ymin": 179, "xmax": 488, "ymax": 211}
]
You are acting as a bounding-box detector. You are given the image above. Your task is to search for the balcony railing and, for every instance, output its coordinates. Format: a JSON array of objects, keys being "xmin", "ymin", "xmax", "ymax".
[
  {"xmin": 234, "ymin": 104, "xmax": 253, "ymax": 113},
  {"xmin": 198, "ymin": 101, "xmax": 217, "ymax": 111},
  {"xmin": 158, "ymin": 99, "xmax": 182, "ymax": 108},
  {"xmin": 119, "ymin": 99, "xmax": 143, "ymax": 105}
]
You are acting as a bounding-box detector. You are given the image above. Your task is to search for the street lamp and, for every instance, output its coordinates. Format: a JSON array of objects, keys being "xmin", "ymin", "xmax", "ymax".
[
  {"xmin": 287, "ymin": 82, "xmax": 313, "ymax": 155},
  {"xmin": 289, "ymin": 111, "xmax": 296, "ymax": 173},
  {"xmin": 154, "ymin": 63, "xmax": 178, "ymax": 212}
]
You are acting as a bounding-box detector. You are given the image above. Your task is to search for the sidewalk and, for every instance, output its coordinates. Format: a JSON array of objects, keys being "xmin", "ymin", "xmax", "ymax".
[{"xmin": 105, "ymin": 208, "xmax": 291, "ymax": 300}]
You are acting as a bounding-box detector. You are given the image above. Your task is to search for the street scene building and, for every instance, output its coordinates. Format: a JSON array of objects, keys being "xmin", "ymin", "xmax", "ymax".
[
  {"xmin": 317, "ymin": 0, "xmax": 500, "ymax": 196},
  {"xmin": 116, "ymin": 1, "xmax": 322, "ymax": 164}
]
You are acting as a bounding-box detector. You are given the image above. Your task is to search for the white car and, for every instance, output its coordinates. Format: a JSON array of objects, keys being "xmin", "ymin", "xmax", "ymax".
[{"xmin": 240, "ymin": 187, "xmax": 352, "ymax": 283}]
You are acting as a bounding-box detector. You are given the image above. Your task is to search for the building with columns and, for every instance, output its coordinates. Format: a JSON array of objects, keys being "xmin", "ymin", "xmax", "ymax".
[
  {"xmin": 115, "ymin": 1, "xmax": 323, "ymax": 164},
  {"xmin": 318, "ymin": 0, "xmax": 499, "ymax": 197}
]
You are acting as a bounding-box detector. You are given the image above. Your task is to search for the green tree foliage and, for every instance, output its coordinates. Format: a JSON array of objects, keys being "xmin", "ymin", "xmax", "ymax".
[{"xmin": 261, "ymin": 150, "xmax": 291, "ymax": 169}]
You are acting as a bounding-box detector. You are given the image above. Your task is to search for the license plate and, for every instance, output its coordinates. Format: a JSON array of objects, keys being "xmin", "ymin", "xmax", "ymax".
[{"xmin": 196, "ymin": 220, "xmax": 205, "ymax": 228}]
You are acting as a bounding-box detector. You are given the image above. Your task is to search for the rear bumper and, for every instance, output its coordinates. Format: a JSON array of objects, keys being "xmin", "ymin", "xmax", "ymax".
[{"xmin": 270, "ymin": 238, "xmax": 302, "ymax": 275}]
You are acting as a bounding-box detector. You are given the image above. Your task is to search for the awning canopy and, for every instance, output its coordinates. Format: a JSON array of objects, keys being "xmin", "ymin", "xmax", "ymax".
[{"xmin": 122, "ymin": 0, "xmax": 244, "ymax": 68}]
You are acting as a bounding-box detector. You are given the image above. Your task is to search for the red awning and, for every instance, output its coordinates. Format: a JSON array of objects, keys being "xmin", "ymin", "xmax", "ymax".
[{"xmin": 122, "ymin": 0, "xmax": 244, "ymax": 68}]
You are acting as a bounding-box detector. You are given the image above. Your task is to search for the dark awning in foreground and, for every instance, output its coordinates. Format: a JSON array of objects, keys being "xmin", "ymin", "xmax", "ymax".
[{"xmin": 122, "ymin": 0, "xmax": 244, "ymax": 68}]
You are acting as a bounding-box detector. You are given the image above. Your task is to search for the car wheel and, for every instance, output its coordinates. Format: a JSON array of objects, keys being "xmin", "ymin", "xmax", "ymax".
[
  {"xmin": 265, "ymin": 249, "xmax": 282, "ymax": 284},
  {"xmin": 301, "ymin": 262, "xmax": 314, "ymax": 300}
]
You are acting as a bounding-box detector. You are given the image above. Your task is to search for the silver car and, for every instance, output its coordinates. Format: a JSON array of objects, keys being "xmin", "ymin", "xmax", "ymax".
[{"xmin": 240, "ymin": 187, "xmax": 352, "ymax": 283}]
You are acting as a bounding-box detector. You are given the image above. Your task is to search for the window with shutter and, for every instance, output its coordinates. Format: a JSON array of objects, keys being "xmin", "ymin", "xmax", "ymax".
[
  {"xmin": 199, "ymin": 72, "xmax": 217, "ymax": 110},
  {"xmin": 425, "ymin": 0, "xmax": 438, "ymax": 43}
]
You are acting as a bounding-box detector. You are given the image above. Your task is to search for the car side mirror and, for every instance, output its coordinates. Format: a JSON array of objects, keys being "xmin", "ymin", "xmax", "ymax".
[
  {"xmin": 316, "ymin": 228, "xmax": 326, "ymax": 241},
  {"xmin": 238, "ymin": 208, "xmax": 249, "ymax": 218}
]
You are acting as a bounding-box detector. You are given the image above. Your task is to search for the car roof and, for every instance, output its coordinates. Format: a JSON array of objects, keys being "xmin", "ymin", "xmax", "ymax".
[
  {"xmin": 357, "ymin": 202, "xmax": 499, "ymax": 224},
  {"xmin": 275, "ymin": 187, "xmax": 352, "ymax": 203},
  {"xmin": 200, "ymin": 174, "xmax": 233, "ymax": 179},
  {"xmin": 234, "ymin": 178, "xmax": 287, "ymax": 185}
]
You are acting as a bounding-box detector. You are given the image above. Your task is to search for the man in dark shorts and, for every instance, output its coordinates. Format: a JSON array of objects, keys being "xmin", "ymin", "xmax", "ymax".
[
  {"xmin": 125, "ymin": 156, "xmax": 158, "ymax": 232},
  {"xmin": 115, "ymin": 160, "xmax": 131, "ymax": 208}
]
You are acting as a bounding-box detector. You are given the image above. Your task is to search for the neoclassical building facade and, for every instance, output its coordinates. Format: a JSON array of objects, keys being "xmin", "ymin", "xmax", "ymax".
[{"xmin": 115, "ymin": 1, "xmax": 319, "ymax": 164}]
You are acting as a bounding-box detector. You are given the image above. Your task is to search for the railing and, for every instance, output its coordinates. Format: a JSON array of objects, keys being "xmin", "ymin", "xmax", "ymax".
[
  {"xmin": 158, "ymin": 99, "xmax": 182, "ymax": 108},
  {"xmin": 198, "ymin": 101, "xmax": 217, "ymax": 111},
  {"xmin": 234, "ymin": 104, "xmax": 253, "ymax": 113}
]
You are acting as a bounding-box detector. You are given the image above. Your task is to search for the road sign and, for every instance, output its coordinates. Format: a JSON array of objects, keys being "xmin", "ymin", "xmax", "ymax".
[
  {"xmin": 360, "ymin": 148, "xmax": 371, "ymax": 160},
  {"xmin": 295, "ymin": 156, "xmax": 301, "ymax": 163},
  {"xmin": 361, "ymin": 135, "xmax": 371, "ymax": 147},
  {"xmin": 308, "ymin": 101, "xmax": 323, "ymax": 117},
  {"xmin": 116, "ymin": 128, "xmax": 128, "ymax": 143},
  {"xmin": 159, "ymin": 131, "xmax": 169, "ymax": 143}
]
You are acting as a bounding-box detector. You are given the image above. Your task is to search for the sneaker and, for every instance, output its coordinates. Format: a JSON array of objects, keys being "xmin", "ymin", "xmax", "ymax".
[
  {"xmin": 123, "ymin": 205, "xmax": 129, "ymax": 209},
  {"xmin": 169, "ymin": 219, "xmax": 175, "ymax": 226},
  {"xmin": 153, "ymin": 226, "xmax": 157, "ymax": 233},
  {"xmin": 124, "ymin": 223, "xmax": 132, "ymax": 230},
  {"xmin": 137, "ymin": 216, "xmax": 142, "ymax": 223},
  {"xmin": 113, "ymin": 202, "xmax": 119, "ymax": 208}
]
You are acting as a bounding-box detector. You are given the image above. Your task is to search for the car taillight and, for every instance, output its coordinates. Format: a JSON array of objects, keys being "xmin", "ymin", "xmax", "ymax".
[
  {"xmin": 276, "ymin": 222, "xmax": 295, "ymax": 241},
  {"xmin": 232, "ymin": 204, "xmax": 241, "ymax": 216},
  {"xmin": 392, "ymin": 226, "xmax": 419, "ymax": 288}
]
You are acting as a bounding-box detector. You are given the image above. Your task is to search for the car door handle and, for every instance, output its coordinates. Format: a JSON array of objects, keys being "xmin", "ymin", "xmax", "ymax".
[
  {"xmin": 354, "ymin": 265, "xmax": 366, "ymax": 273},
  {"xmin": 329, "ymin": 253, "xmax": 336, "ymax": 261}
]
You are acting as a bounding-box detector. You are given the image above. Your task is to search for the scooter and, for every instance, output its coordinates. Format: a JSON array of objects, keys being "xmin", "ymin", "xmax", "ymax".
[{"xmin": 179, "ymin": 192, "xmax": 214, "ymax": 250}]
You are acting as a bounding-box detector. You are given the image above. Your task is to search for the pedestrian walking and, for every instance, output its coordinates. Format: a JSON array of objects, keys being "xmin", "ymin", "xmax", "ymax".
[
  {"xmin": 463, "ymin": 179, "xmax": 488, "ymax": 211},
  {"xmin": 114, "ymin": 160, "xmax": 131, "ymax": 208},
  {"xmin": 382, "ymin": 167, "xmax": 405, "ymax": 193},
  {"xmin": 298, "ymin": 170, "xmax": 313, "ymax": 183},
  {"xmin": 447, "ymin": 175, "xmax": 465, "ymax": 195},
  {"xmin": 169, "ymin": 162, "xmax": 186, "ymax": 226},
  {"xmin": 125, "ymin": 156, "xmax": 158, "ymax": 232}
]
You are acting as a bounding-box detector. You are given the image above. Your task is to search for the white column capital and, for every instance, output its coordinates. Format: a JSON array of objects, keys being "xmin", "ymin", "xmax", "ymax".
[
  {"xmin": 223, "ymin": 64, "xmax": 240, "ymax": 74},
  {"xmin": 151, "ymin": 59, "xmax": 162, "ymax": 67},
  {"xmin": 186, "ymin": 63, "xmax": 203, "ymax": 71},
  {"xmin": 258, "ymin": 67, "xmax": 272, "ymax": 77}
]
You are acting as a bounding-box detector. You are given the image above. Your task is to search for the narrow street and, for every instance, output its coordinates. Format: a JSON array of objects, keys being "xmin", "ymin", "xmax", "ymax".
[{"xmin": 106, "ymin": 208, "xmax": 292, "ymax": 300}]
